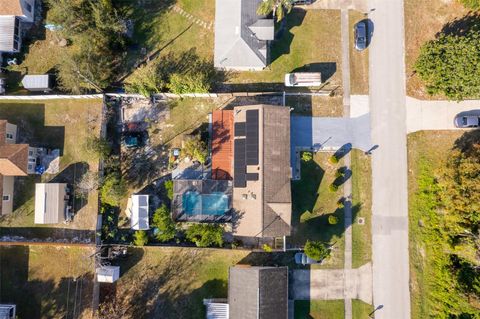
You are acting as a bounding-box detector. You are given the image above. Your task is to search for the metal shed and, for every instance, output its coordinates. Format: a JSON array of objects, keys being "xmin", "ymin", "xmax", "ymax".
[
  {"xmin": 131, "ymin": 194, "xmax": 149, "ymax": 230},
  {"xmin": 21, "ymin": 74, "xmax": 52, "ymax": 92},
  {"xmin": 0, "ymin": 304, "xmax": 16, "ymax": 319},
  {"xmin": 34, "ymin": 183, "xmax": 68, "ymax": 224},
  {"xmin": 96, "ymin": 266, "xmax": 120, "ymax": 283}
]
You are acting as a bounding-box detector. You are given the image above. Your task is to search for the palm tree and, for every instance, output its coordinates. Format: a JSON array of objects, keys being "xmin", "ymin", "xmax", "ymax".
[{"xmin": 257, "ymin": 0, "xmax": 293, "ymax": 22}]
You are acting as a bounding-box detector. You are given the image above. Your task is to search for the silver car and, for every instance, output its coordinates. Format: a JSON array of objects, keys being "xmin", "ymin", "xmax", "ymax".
[
  {"xmin": 454, "ymin": 115, "xmax": 480, "ymax": 128},
  {"xmin": 354, "ymin": 21, "xmax": 367, "ymax": 51},
  {"xmin": 295, "ymin": 252, "xmax": 321, "ymax": 265}
]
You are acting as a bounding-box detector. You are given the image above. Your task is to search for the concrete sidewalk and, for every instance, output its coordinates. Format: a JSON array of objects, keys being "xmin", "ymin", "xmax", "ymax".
[{"xmin": 290, "ymin": 263, "xmax": 372, "ymax": 303}]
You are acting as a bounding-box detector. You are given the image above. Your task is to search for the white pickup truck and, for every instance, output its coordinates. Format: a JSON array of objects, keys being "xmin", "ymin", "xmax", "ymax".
[{"xmin": 284, "ymin": 72, "xmax": 322, "ymax": 87}]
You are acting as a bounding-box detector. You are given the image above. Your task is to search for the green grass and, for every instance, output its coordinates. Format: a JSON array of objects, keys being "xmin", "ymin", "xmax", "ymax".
[
  {"xmin": 407, "ymin": 131, "xmax": 473, "ymax": 319},
  {"xmin": 291, "ymin": 152, "xmax": 345, "ymax": 268},
  {"xmin": 294, "ymin": 300, "xmax": 345, "ymax": 319},
  {"xmin": 0, "ymin": 99, "xmax": 103, "ymax": 233},
  {"xmin": 353, "ymin": 299, "xmax": 374, "ymax": 319},
  {"xmin": 228, "ymin": 9, "xmax": 342, "ymax": 89},
  {"xmin": 351, "ymin": 150, "xmax": 372, "ymax": 268},
  {"xmin": 0, "ymin": 245, "xmax": 94, "ymax": 319},
  {"xmin": 111, "ymin": 247, "xmax": 249, "ymax": 319}
]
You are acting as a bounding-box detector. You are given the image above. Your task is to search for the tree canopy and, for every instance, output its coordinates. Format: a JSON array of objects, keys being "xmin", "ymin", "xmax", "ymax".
[
  {"xmin": 459, "ymin": 0, "xmax": 480, "ymax": 10},
  {"xmin": 304, "ymin": 240, "xmax": 330, "ymax": 261},
  {"xmin": 100, "ymin": 174, "xmax": 127, "ymax": 207},
  {"xmin": 414, "ymin": 24, "xmax": 480, "ymax": 100},
  {"xmin": 257, "ymin": 0, "xmax": 293, "ymax": 22},
  {"xmin": 185, "ymin": 224, "xmax": 224, "ymax": 247},
  {"xmin": 152, "ymin": 204, "xmax": 176, "ymax": 242}
]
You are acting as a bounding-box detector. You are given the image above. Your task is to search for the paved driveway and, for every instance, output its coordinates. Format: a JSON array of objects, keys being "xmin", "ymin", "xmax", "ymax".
[
  {"xmin": 290, "ymin": 263, "xmax": 372, "ymax": 303},
  {"xmin": 406, "ymin": 97, "xmax": 480, "ymax": 133},
  {"xmin": 368, "ymin": 0, "xmax": 411, "ymax": 318}
]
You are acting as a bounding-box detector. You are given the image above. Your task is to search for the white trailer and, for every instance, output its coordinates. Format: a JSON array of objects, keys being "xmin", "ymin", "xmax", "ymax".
[{"xmin": 284, "ymin": 72, "xmax": 322, "ymax": 87}]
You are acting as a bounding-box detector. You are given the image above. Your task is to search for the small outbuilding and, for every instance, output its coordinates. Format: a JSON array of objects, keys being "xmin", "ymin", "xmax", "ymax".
[
  {"xmin": 130, "ymin": 194, "xmax": 149, "ymax": 230},
  {"xmin": 0, "ymin": 304, "xmax": 16, "ymax": 319},
  {"xmin": 21, "ymin": 74, "xmax": 53, "ymax": 92},
  {"xmin": 96, "ymin": 266, "xmax": 120, "ymax": 283},
  {"xmin": 34, "ymin": 183, "xmax": 69, "ymax": 224}
]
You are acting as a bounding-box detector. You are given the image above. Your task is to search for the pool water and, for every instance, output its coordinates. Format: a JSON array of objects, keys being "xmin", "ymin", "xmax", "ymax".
[{"xmin": 182, "ymin": 191, "xmax": 229, "ymax": 215}]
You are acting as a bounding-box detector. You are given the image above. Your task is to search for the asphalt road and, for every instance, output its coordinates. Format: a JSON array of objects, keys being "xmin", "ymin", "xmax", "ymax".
[{"xmin": 368, "ymin": 0, "xmax": 411, "ymax": 318}]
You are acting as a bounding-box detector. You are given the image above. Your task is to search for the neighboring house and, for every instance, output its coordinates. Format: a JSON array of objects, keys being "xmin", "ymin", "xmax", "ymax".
[
  {"xmin": 21, "ymin": 74, "xmax": 53, "ymax": 92},
  {"xmin": 214, "ymin": 0, "xmax": 274, "ymax": 70},
  {"xmin": 34, "ymin": 183, "xmax": 69, "ymax": 224},
  {"xmin": 0, "ymin": 0, "xmax": 35, "ymax": 53},
  {"xmin": 204, "ymin": 266, "xmax": 289, "ymax": 319},
  {"xmin": 173, "ymin": 105, "xmax": 292, "ymax": 240},
  {"xmin": 0, "ymin": 304, "xmax": 16, "ymax": 319},
  {"xmin": 0, "ymin": 120, "xmax": 43, "ymax": 215}
]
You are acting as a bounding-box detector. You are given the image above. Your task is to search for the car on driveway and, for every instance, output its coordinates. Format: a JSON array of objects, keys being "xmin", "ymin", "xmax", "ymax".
[
  {"xmin": 354, "ymin": 21, "xmax": 367, "ymax": 51},
  {"xmin": 454, "ymin": 115, "xmax": 480, "ymax": 128},
  {"xmin": 295, "ymin": 252, "xmax": 321, "ymax": 265}
]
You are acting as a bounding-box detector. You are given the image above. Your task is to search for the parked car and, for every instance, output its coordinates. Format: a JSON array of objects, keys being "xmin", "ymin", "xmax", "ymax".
[
  {"xmin": 454, "ymin": 115, "xmax": 480, "ymax": 128},
  {"xmin": 295, "ymin": 252, "xmax": 321, "ymax": 265},
  {"xmin": 284, "ymin": 72, "xmax": 322, "ymax": 87},
  {"xmin": 354, "ymin": 21, "xmax": 367, "ymax": 51}
]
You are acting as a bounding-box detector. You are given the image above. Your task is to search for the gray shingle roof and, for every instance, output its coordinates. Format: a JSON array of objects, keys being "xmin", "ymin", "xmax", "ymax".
[
  {"xmin": 214, "ymin": 0, "xmax": 274, "ymax": 70},
  {"xmin": 228, "ymin": 266, "xmax": 288, "ymax": 319}
]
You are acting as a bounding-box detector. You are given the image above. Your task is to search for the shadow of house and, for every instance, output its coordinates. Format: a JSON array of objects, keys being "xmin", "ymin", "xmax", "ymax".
[
  {"xmin": 271, "ymin": 8, "xmax": 307, "ymax": 64},
  {"xmin": 291, "ymin": 158, "xmax": 323, "ymax": 219}
]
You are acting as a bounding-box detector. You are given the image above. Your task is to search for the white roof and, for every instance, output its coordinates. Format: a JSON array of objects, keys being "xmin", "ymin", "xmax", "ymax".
[
  {"xmin": 0, "ymin": 16, "xmax": 15, "ymax": 52},
  {"xmin": 34, "ymin": 183, "xmax": 67, "ymax": 224},
  {"xmin": 204, "ymin": 302, "xmax": 229, "ymax": 319},
  {"xmin": 96, "ymin": 266, "xmax": 120, "ymax": 283},
  {"xmin": 131, "ymin": 194, "xmax": 149, "ymax": 230},
  {"xmin": 21, "ymin": 74, "xmax": 51, "ymax": 90}
]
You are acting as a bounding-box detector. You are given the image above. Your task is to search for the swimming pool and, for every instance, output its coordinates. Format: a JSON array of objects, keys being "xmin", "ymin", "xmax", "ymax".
[{"xmin": 182, "ymin": 191, "xmax": 229, "ymax": 216}]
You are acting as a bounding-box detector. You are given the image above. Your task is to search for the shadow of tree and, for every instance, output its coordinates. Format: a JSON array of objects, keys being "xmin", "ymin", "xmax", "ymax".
[
  {"xmin": 452, "ymin": 128, "xmax": 480, "ymax": 156},
  {"xmin": 437, "ymin": 12, "xmax": 480, "ymax": 38}
]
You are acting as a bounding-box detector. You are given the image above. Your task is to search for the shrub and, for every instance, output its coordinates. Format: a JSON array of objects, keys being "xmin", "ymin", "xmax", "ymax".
[
  {"xmin": 183, "ymin": 135, "xmax": 208, "ymax": 164},
  {"xmin": 100, "ymin": 174, "xmax": 127, "ymax": 207},
  {"xmin": 328, "ymin": 215, "xmax": 339, "ymax": 225},
  {"xmin": 301, "ymin": 152, "xmax": 313, "ymax": 162},
  {"xmin": 335, "ymin": 170, "xmax": 345, "ymax": 179},
  {"xmin": 329, "ymin": 184, "xmax": 338, "ymax": 192},
  {"xmin": 186, "ymin": 224, "xmax": 224, "ymax": 247},
  {"xmin": 164, "ymin": 180, "xmax": 174, "ymax": 200},
  {"xmin": 133, "ymin": 230, "xmax": 148, "ymax": 246},
  {"xmin": 329, "ymin": 155, "xmax": 339, "ymax": 164},
  {"xmin": 85, "ymin": 136, "xmax": 111, "ymax": 159},
  {"xmin": 304, "ymin": 240, "xmax": 330, "ymax": 261},
  {"xmin": 262, "ymin": 244, "xmax": 273, "ymax": 252},
  {"xmin": 458, "ymin": 0, "xmax": 480, "ymax": 10},
  {"xmin": 152, "ymin": 204, "xmax": 176, "ymax": 242},
  {"xmin": 337, "ymin": 199, "xmax": 345, "ymax": 209}
]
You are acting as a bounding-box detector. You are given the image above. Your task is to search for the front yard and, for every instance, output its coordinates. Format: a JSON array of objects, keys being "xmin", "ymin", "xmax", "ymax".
[
  {"xmin": 0, "ymin": 245, "xmax": 95, "ymax": 319},
  {"xmin": 101, "ymin": 247, "xmax": 249, "ymax": 319},
  {"xmin": 0, "ymin": 99, "xmax": 103, "ymax": 239}
]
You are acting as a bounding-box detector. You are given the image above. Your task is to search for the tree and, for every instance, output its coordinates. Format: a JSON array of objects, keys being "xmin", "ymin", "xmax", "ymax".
[
  {"xmin": 76, "ymin": 171, "xmax": 100, "ymax": 197},
  {"xmin": 304, "ymin": 240, "xmax": 330, "ymax": 261},
  {"xmin": 183, "ymin": 135, "xmax": 208, "ymax": 164},
  {"xmin": 164, "ymin": 180, "xmax": 174, "ymax": 200},
  {"xmin": 301, "ymin": 152, "xmax": 313, "ymax": 162},
  {"xmin": 152, "ymin": 204, "xmax": 176, "ymax": 242},
  {"xmin": 167, "ymin": 72, "xmax": 211, "ymax": 94},
  {"xmin": 257, "ymin": 0, "xmax": 293, "ymax": 22},
  {"xmin": 458, "ymin": 0, "xmax": 480, "ymax": 10},
  {"xmin": 133, "ymin": 230, "xmax": 148, "ymax": 246},
  {"xmin": 414, "ymin": 26, "xmax": 480, "ymax": 100},
  {"xmin": 185, "ymin": 224, "xmax": 224, "ymax": 247},
  {"xmin": 124, "ymin": 64, "xmax": 163, "ymax": 97},
  {"xmin": 100, "ymin": 174, "xmax": 127, "ymax": 207},
  {"xmin": 85, "ymin": 136, "xmax": 111, "ymax": 158}
]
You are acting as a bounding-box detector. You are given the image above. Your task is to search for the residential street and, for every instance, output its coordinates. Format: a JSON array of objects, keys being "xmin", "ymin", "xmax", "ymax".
[{"xmin": 368, "ymin": 0, "xmax": 411, "ymax": 318}]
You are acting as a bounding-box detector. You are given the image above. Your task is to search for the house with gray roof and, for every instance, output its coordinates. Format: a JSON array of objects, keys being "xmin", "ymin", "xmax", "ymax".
[
  {"xmin": 204, "ymin": 266, "xmax": 289, "ymax": 319},
  {"xmin": 214, "ymin": 0, "xmax": 275, "ymax": 70}
]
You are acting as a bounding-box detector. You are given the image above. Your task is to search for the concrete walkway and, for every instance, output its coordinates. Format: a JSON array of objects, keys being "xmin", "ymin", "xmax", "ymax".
[
  {"xmin": 406, "ymin": 97, "xmax": 480, "ymax": 133},
  {"xmin": 290, "ymin": 263, "xmax": 372, "ymax": 303}
]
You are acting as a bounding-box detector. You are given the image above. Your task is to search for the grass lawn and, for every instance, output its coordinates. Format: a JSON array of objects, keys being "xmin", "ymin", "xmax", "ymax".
[
  {"xmin": 0, "ymin": 99, "xmax": 103, "ymax": 237},
  {"xmin": 228, "ymin": 9, "xmax": 342, "ymax": 91},
  {"xmin": 350, "ymin": 150, "xmax": 372, "ymax": 268},
  {"xmin": 286, "ymin": 95, "xmax": 343, "ymax": 117},
  {"xmin": 291, "ymin": 152, "xmax": 346, "ymax": 269},
  {"xmin": 349, "ymin": 10, "xmax": 369, "ymax": 95},
  {"xmin": 108, "ymin": 247, "xmax": 249, "ymax": 319},
  {"xmin": 404, "ymin": 0, "xmax": 468, "ymax": 99},
  {"xmin": 407, "ymin": 131, "xmax": 465, "ymax": 318},
  {"xmin": 294, "ymin": 300, "xmax": 345, "ymax": 319},
  {"xmin": 352, "ymin": 299, "xmax": 374, "ymax": 318},
  {"xmin": 0, "ymin": 245, "xmax": 95, "ymax": 319}
]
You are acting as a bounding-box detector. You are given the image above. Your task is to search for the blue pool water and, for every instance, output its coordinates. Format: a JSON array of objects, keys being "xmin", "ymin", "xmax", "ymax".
[{"xmin": 182, "ymin": 191, "xmax": 229, "ymax": 215}]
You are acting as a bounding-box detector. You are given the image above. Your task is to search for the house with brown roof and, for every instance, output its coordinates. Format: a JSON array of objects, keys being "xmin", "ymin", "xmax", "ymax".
[
  {"xmin": 0, "ymin": 120, "xmax": 40, "ymax": 215},
  {"xmin": 0, "ymin": 0, "xmax": 35, "ymax": 53}
]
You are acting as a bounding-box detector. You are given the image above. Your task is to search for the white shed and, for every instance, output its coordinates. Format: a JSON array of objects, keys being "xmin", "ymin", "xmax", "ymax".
[
  {"xmin": 131, "ymin": 194, "xmax": 149, "ymax": 230},
  {"xmin": 34, "ymin": 183, "xmax": 68, "ymax": 224},
  {"xmin": 0, "ymin": 304, "xmax": 16, "ymax": 319},
  {"xmin": 96, "ymin": 266, "xmax": 120, "ymax": 283},
  {"xmin": 21, "ymin": 74, "xmax": 52, "ymax": 92}
]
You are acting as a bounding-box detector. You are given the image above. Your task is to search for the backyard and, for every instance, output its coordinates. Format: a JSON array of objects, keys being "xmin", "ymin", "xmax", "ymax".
[
  {"xmin": 101, "ymin": 247, "xmax": 249, "ymax": 319},
  {"xmin": 0, "ymin": 245, "xmax": 95, "ymax": 319},
  {"xmin": 0, "ymin": 98, "xmax": 103, "ymax": 239},
  {"xmin": 291, "ymin": 152, "xmax": 346, "ymax": 269},
  {"xmin": 404, "ymin": 0, "xmax": 468, "ymax": 99}
]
